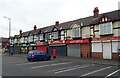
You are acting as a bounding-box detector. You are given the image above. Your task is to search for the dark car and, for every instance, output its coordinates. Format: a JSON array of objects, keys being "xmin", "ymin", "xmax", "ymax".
[{"xmin": 27, "ymin": 50, "xmax": 51, "ymax": 62}]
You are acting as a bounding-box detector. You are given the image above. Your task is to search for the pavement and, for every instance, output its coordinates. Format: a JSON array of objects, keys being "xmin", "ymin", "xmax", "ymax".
[{"xmin": 2, "ymin": 52, "xmax": 119, "ymax": 66}]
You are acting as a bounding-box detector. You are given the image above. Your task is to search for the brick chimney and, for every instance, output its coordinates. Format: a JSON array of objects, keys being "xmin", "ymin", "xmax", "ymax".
[
  {"xmin": 19, "ymin": 30, "xmax": 22, "ymax": 35},
  {"xmin": 93, "ymin": 7, "xmax": 99, "ymax": 18},
  {"xmin": 34, "ymin": 25, "xmax": 37, "ymax": 30},
  {"xmin": 55, "ymin": 21, "xmax": 59, "ymax": 26}
]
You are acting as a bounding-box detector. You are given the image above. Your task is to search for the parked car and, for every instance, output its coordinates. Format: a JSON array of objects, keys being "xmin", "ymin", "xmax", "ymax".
[{"xmin": 27, "ymin": 50, "xmax": 51, "ymax": 62}]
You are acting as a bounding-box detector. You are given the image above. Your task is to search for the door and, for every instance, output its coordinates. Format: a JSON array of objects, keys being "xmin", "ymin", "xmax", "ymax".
[
  {"xmin": 67, "ymin": 44, "xmax": 80, "ymax": 57},
  {"xmin": 103, "ymin": 42, "xmax": 112, "ymax": 59},
  {"xmin": 81, "ymin": 43, "xmax": 90, "ymax": 57}
]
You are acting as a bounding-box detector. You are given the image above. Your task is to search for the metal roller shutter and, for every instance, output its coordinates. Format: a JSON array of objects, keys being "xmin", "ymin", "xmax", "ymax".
[{"xmin": 67, "ymin": 44, "xmax": 80, "ymax": 57}]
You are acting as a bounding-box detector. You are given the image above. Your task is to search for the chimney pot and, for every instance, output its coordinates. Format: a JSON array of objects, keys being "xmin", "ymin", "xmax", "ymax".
[
  {"xmin": 34, "ymin": 25, "xmax": 37, "ymax": 30},
  {"xmin": 55, "ymin": 21, "xmax": 59, "ymax": 26},
  {"xmin": 93, "ymin": 7, "xmax": 99, "ymax": 18},
  {"xmin": 19, "ymin": 30, "xmax": 22, "ymax": 35}
]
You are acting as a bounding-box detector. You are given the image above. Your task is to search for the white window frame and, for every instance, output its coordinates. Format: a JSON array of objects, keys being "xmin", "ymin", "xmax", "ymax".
[
  {"xmin": 20, "ymin": 37, "xmax": 24, "ymax": 43},
  {"xmin": 52, "ymin": 31, "xmax": 58, "ymax": 39},
  {"xmin": 99, "ymin": 22, "xmax": 113, "ymax": 35},
  {"xmin": 39, "ymin": 34, "xmax": 43, "ymax": 40},
  {"xmin": 28, "ymin": 35, "xmax": 33, "ymax": 42},
  {"xmin": 24, "ymin": 37, "xmax": 28, "ymax": 43},
  {"xmin": 72, "ymin": 27, "xmax": 81, "ymax": 38}
]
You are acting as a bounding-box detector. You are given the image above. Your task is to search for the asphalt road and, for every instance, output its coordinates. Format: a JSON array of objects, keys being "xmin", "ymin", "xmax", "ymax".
[{"xmin": 2, "ymin": 54, "xmax": 120, "ymax": 78}]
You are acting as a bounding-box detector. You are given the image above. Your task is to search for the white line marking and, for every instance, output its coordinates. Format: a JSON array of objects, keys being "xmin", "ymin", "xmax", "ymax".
[
  {"xmin": 104, "ymin": 69, "xmax": 120, "ymax": 78},
  {"xmin": 54, "ymin": 64, "xmax": 95, "ymax": 74},
  {"xmin": 4, "ymin": 61, "xmax": 25, "ymax": 64},
  {"xmin": 30, "ymin": 62, "xmax": 72, "ymax": 69},
  {"xmin": 16, "ymin": 61, "xmax": 56, "ymax": 65},
  {"xmin": 81, "ymin": 66, "xmax": 113, "ymax": 76},
  {"xmin": 48, "ymin": 65, "xmax": 80, "ymax": 72}
]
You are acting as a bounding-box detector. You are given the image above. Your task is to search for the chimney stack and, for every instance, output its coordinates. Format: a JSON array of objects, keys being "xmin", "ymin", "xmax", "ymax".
[
  {"xmin": 93, "ymin": 7, "xmax": 99, "ymax": 18},
  {"xmin": 19, "ymin": 30, "xmax": 22, "ymax": 35},
  {"xmin": 55, "ymin": 21, "xmax": 59, "ymax": 26},
  {"xmin": 34, "ymin": 25, "xmax": 37, "ymax": 30}
]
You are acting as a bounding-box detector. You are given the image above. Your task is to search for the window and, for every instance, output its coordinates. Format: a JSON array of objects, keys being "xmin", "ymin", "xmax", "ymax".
[
  {"xmin": 52, "ymin": 32, "xmax": 58, "ymax": 39},
  {"xmin": 45, "ymin": 33, "xmax": 51, "ymax": 40},
  {"xmin": 20, "ymin": 37, "xmax": 24, "ymax": 43},
  {"xmin": 24, "ymin": 37, "xmax": 28, "ymax": 43},
  {"xmin": 39, "ymin": 34, "xmax": 43, "ymax": 40},
  {"xmin": 28, "ymin": 35, "xmax": 33, "ymax": 42},
  {"xmin": 99, "ymin": 22, "xmax": 113, "ymax": 35},
  {"xmin": 14, "ymin": 39, "xmax": 17, "ymax": 43},
  {"xmin": 61, "ymin": 31, "xmax": 65, "ymax": 40},
  {"xmin": 34, "ymin": 35, "xmax": 38, "ymax": 42},
  {"xmin": 72, "ymin": 27, "xmax": 81, "ymax": 38}
]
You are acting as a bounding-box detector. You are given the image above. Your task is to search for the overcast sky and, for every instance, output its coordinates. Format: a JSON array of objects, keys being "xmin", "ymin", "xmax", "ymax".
[{"xmin": 0, "ymin": 0, "xmax": 119, "ymax": 38}]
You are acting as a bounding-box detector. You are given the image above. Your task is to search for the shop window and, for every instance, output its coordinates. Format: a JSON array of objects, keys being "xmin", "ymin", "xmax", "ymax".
[{"xmin": 99, "ymin": 22, "xmax": 113, "ymax": 35}]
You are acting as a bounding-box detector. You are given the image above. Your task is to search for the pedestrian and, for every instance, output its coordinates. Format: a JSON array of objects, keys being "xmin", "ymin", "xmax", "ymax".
[{"xmin": 53, "ymin": 48, "xmax": 56, "ymax": 59}]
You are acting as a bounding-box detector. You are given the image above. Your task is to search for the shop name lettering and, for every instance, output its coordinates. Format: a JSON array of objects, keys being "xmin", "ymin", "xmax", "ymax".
[{"xmin": 69, "ymin": 40, "xmax": 83, "ymax": 43}]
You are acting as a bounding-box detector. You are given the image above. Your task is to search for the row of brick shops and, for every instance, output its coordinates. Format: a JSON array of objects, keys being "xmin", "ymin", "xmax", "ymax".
[{"xmin": 16, "ymin": 36, "xmax": 119, "ymax": 60}]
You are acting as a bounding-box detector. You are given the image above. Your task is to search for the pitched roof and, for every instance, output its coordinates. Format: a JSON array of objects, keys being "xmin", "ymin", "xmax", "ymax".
[
  {"xmin": 40, "ymin": 25, "xmax": 54, "ymax": 33},
  {"xmin": 74, "ymin": 10, "xmax": 120, "ymax": 26}
]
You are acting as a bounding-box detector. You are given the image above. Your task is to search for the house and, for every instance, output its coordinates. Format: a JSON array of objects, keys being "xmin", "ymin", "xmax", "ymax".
[{"xmin": 13, "ymin": 7, "xmax": 120, "ymax": 59}]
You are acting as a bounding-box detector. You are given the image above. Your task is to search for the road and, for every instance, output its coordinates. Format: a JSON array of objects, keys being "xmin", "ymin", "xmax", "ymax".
[{"xmin": 2, "ymin": 54, "xmax": 120, "ymax": 78}]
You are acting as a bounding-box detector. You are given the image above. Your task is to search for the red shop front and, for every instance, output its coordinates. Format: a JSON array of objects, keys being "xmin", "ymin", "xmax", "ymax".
[{"xmin": 36, "ymin": 41, "xmax": 46, "ymax": 52}]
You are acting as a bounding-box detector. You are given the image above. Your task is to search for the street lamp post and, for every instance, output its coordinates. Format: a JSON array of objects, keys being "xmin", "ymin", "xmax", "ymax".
[{"xmin": 4, "ymin": 16, "xmax": 11, "ymax": 55}]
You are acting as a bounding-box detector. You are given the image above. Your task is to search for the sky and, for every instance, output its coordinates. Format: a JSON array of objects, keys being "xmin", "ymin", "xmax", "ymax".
[{"xmin": 0, "ymin": 0, "xmax": 120, "ymax": 38}]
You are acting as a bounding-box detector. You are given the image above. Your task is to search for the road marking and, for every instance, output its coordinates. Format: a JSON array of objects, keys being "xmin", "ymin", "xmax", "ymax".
[
  {"xmin": 4, "ymin": 61, "xmax": 26, "ymax": 64},
  {"xmin": 81, "ymin": 66, "xmax": 113, "ymax": 76},
  {"xmin": 48, "ymin": 65, "xmax": 80, "ymax": 72},
  {"xmin": 104, "ymin": 69, "xmax": 120, "ymax": 78},
  {"xmin": 16, "ymin": 61, "xmax": 56, "ymax": 65},
  {"xmin": 54, "ymin": 64, "xmax": 95, "ymax": 74},
  {"xmin": 30, "ymin": 62, "xmax": 72, "ymax": 69}
]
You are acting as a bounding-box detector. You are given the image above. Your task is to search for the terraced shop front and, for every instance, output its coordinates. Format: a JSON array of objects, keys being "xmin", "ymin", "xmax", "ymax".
[
  {"xmin": 48, "ymin": 40, "xmax": 67, "ymax": 56},
  {"xmin": 20, "ymin": 43, "xmax": 28, "ymax": 53}
]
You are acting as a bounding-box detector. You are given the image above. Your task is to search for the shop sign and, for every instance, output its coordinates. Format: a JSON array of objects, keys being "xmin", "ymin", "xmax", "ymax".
[
  {"xmin": 66, "ymin": 39, "xmax": 89, "ymax": 44},
  {"xmin": 92, "ymin": 36, "xmax": 120, "ymax": 41},
  {"xmin": 49, "ymin": 40, "xmax": 65, "ymax": 44},
  {"xmin": 36, "ymin": 41, "xmax": 44, "ymax": 45}
]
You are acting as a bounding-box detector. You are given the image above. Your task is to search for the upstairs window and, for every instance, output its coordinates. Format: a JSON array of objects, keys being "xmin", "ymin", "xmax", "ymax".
[
  {"xmin": 34, "ymin": 35, "xmax": 38, "ymax": 42},
  {"xmin": 28, "ymin": 35, "xmax": 33, "ymax": 42},
  {"xmin": 61, "ymin": 31, "xmax": 65, "ymax": 40},
  {"xmin": 20, "ymin": 37, "xmax": 24, "ymax": 43},
  {"xmin": 72, "ymin": 27, "xmax": 81, "ymax": 38},
  {"xmin": 24, "ymin": 37, "xmax": 28, "ymax": 43},
  {"xmin": 39, "ymin": 34, "xmax": 43, "ymax": 40},
  {"xmin": 45, "ymin": 33, "xmax": 51, "ymax": 40},
  {"xmin": 52, "ymin": 31, "xmax": 58, "ymax": 39},
  {"xmin": 14, "ymin": 39, "xmax": 17, "ymax": 43},
  {"xmin": 99, "ymin": 22, "xmax": 113, "ymax": 35}
]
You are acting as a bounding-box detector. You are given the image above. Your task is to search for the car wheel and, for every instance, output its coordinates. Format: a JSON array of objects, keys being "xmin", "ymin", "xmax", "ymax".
[
  {"xmin": 30, "ymin": 59, "xmax": 34, "ymax": 62},
  {"xmin": 27, "ymin": 59, "xmax": 31, "ymax": 62},
  {"xmin": 47, "ymin": 56, "xmax": 51, "ymax": 60}
]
